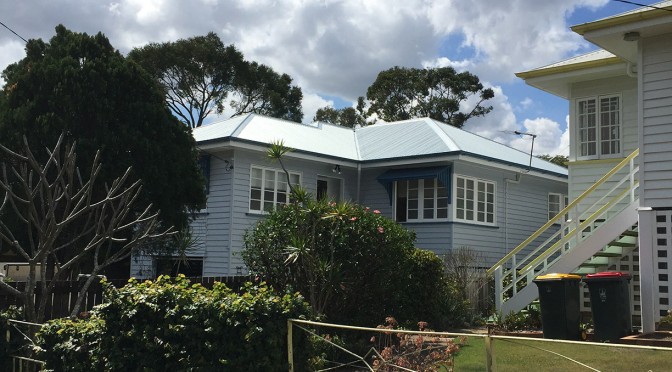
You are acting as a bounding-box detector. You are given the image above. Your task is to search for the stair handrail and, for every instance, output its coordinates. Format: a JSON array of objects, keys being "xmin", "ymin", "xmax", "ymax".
[
  {"xmin": 519, "ymin": 185, "xmax": 636, "ymax": 274},
  {"xmin": 487, "ymin": 148, "xmax": 639, "ymax": 276}
]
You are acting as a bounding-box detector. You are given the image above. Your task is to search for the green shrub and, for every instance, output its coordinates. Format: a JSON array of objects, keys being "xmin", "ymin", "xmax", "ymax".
[
  {"xmin": 242, "ymin": 199, "xmax": 468, "ymax": 329},
  {"xmin": 37, "ymin": 276, "xmax": 312, "ymax": 371}
]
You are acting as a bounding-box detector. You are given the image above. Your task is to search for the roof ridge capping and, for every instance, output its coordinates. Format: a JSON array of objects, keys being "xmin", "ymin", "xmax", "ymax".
[{"xmin": 423, "ymin": 118, "xmax": 566, "ymax": 175}]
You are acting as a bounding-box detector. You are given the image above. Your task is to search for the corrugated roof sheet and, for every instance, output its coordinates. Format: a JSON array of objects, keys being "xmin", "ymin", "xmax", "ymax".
[
  {"xmin": 193, "ymin": 114, "xmax": 567, "ymax": 176},
  {"xmin": 356, "ymin": 119, "xmax": 458, "ymax": 160},
  {"xmin": 523, "ymin": 49, "xmax": 617, "ymax": 73}
]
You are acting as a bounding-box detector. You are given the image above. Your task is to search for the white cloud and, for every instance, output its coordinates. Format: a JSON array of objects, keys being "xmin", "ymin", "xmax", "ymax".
[
  {"xmin": 463, "ymin": 85, "xmax": 518, "ymax": 143},
  {"xmin": 519, "ymin": 98, "xmax": 533, "ymax": 111},
  {"xmin": 510, "ymin": 117, "xmax": 569, "ymax": 156},
  {"xmin": 0, "ymin": 40, "xmax": 25, "ymax": 86},
  {"xmin": 460, "ymin": 86, "xmax": 569, "ymax": 156},
  {"xmin": 0, "ymin": 0, "xmax": 611, "ymax": 97},
  {"xmin": 302, "ymin": 93, "xmax": 333, "ymax": 123},
  {"xmin": 0, "ymin": 0, "xmax": 613, "ymax": 133}
]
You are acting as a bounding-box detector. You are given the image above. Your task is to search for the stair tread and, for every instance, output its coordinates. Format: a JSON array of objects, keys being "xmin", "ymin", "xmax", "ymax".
[
  {"xmin": 609, "ymin": 241, "xmax": 636, "ymax": 248},
  {"xmin": 593, "ymin": 252, "xmax": 623, "ymax": 257}
]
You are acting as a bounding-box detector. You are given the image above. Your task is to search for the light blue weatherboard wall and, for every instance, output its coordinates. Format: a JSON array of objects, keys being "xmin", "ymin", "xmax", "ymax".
[
  {"xmin": 360, "ymin": 160, "xmax": 566, "ymax": 267},
  {"xmin": 132, "ymin": 114, "xmax": 568, "ymax": 277}
]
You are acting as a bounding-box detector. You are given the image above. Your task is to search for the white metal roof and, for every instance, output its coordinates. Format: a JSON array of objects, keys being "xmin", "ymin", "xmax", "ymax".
[
  {"xmin": 522, "ymin": 49, "xmax": 617, "ymax": 73},
  {"xmin": 193, "ymin": 114, "xmax": 568, "ymax": 177}
]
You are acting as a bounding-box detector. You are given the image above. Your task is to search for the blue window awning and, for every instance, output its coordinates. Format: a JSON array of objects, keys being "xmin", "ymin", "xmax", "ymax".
[{"xmin": 376, "ymin": 166, "xmax": 452, "ymax": 205}]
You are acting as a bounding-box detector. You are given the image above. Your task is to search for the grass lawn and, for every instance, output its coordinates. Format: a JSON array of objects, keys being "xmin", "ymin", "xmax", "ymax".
[{"xmin": 453, "ymin": 336, "xmax": 672, "ymax": 371}]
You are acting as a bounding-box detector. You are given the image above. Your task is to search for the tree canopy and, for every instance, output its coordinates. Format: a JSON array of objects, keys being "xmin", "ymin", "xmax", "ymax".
[
  {"xmin": 538, "ymin": 154, "xmax": 569, "ymax": 168},
  {"xmin": 315, "ymin": 66, "xmax": 494, "ymax": 128},
  {"xmin": 129, "ymin": 32, "xmax": 303, "ymax": 128},
  {"xmin": 366, "ymin": 66, "xmax": 494, "ymax": 127},
  {"xmin": 313, "ymin": 98, "xmax": 366, "ymax": 128},
  {"xmin": 0, "ymin": 25, "xmax": 205, "ymax": 231}
]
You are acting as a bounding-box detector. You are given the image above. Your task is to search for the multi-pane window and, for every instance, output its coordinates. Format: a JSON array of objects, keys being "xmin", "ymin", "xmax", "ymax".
[
  {"xmin": 249, "ymin": 166, "xmax": 300, "ymax": 213},
  {"xmin": 548, "ymin": 193, "xmax": 569, "ymax": 221},
  {"xmin": 197, "ymin": 154, "xmax": 211, "ymax": 195},
  {"xmin": 395, "ymin": 178, "xmax": 448, "ymax": 222},
  {"xmin": 577, "ymin": 95, "xmax": 620, "ymax": 158},
  {"xmin": 455, "ymin": 175, "xmax": 495, "ymax": 225}
]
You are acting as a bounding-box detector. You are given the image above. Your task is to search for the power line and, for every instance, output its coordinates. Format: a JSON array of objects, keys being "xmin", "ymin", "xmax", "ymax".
[
  {"xmin": 613, "ymin": 0, "xmax": 672, "ymax": 12},
  {"xmin": 0, "ymin": 20, "xmax": 28, "ymax": 43}
]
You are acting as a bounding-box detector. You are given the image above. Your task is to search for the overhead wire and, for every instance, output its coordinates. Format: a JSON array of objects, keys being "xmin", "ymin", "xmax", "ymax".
[
  {"xmin": 0, "ymin": 20, "xmax": 28, "ymax": 43},
  {"xmin": 613, "ymin": 0, "xmax": 672, "ymax": 12}
]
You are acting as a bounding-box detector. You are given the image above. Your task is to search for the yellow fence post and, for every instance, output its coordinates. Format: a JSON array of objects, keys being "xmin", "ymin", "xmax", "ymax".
[
  {"xmin": 287, "ymin": 319, "xmax": 294, "ymax": 372},
  {"xmin": 485, "ymin": 335, "xmax": 496, "ymax": 372}
]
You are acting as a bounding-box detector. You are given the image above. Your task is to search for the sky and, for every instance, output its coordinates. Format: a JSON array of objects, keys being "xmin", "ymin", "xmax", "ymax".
[{"xmin": 0, "ymin": 0, "xmax": 660, "ymax": 157}]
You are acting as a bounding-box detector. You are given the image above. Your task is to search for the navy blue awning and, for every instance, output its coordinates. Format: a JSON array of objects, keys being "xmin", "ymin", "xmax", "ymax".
[{"xmin": 376, "ymin": 166, "xmax": 452, "ymax": 205}]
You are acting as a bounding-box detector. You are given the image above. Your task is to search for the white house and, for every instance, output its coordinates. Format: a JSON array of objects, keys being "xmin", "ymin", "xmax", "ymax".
[
  {"xmin": 494, "ymin": 0, "xmax": 672, "ymax": 333},
  {"xmin": 132, "ymin": 114, "xmax": 567, "ymax": 286}
]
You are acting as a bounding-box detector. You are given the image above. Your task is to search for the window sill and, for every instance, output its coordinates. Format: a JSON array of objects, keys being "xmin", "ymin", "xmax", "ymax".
[
  {"xmin": 569, "ymin": 157, "xmax": 625, "ymax": 166},
  {"xmin": 399, "ymin": 219, "xmax": 450, "ymax": 224},
  {"xmin": 246, "ymin": 211, "xmax": 268, "ymax": 217},
  {"xmin": 451, "ymin": 220, "xmax": 499, "ymax": 228}
]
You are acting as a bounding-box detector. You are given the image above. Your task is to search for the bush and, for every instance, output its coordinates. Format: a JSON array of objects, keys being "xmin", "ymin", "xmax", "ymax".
[
  {"xmin": 37, "ymin": 276, "xmax": 313, "ymax": 371},
  {"xmin": 242, "ymin": 199, "xmax": 468, "ymax": 329}
]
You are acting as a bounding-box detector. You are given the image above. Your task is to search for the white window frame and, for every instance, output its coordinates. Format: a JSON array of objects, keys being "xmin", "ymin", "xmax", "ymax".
[
  {"xmin": 453, "ymin": 175, "xmax": 496, "ymax": 226},
  {"xmin": 548, "ymin": 193, "xmax": 569, "ymax": 222},
  {"xmin": 249, "ymin": 165, "xmax": 301, "ymax": 213},
  {"xmin": 394, "ymin": 178, "xmax": 449, "ymax": 222},
  {"xmin": 575, "ymin": 94, "xmax": 622, "ymax": 160}
]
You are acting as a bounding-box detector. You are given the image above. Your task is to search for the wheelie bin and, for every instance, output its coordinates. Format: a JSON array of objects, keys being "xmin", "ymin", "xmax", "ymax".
[
  {"xmin": 584, "ymin": 271, "xmax": 632, "ymax": 342},
  {"xmin": 533, "ymin": 273, "xmax": 582, "ymax": 340}
]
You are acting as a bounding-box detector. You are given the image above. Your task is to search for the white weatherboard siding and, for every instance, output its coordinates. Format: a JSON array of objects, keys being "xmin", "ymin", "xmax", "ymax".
[
  {"xmin": 201, "ymin": 153, "xmax": 233, "ymax": 276},
  {"xmin": 221, "ymin": 149, "xmax": 359, "ymax": 275},
  {"xmin": 568, "ymin": 75, "xmax": 638, "ymax": 203},
  {"xmin": 451, "ymin": 162, "xmax": 566, "ymax": 267},
  {"xmin": 358, "ymin": 160, "xmax": 566, "ymax": 267},
  {"xmin": 641, "ymin": 34, "xmax": 672, "ymax": 208},
  {"xmin": 360, "ymin": 164, "xmax": 454, "ymax": 255}
]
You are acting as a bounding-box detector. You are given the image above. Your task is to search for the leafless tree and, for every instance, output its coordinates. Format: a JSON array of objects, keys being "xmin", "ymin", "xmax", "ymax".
[
  {"xmin": 444, "ymin": 246, "xmax": 488, "ymax": 312},
  {"xmin": 0, "ymin": 134, "xmax": 173, "ymax": 322}
]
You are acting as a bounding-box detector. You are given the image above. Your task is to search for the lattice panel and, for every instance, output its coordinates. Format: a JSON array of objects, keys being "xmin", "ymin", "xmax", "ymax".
[{"xmin": 654, "ymin": 210, "xmax": 672, "ymax": 320}]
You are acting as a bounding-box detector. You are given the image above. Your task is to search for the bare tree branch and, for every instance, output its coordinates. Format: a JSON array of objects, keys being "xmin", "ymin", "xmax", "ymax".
[{"xmin": 0, "ymin": 133, "xmax": 174, "ymax": 322}]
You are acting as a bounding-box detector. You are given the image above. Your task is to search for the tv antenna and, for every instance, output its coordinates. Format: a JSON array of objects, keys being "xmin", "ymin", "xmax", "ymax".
[{"xmin": 513, "ymin": 130, "xmax": 537, "ymax": 172}]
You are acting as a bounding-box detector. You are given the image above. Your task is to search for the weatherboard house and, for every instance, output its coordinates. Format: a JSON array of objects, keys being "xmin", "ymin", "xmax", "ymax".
[
  {"xmin": 131, "ymin": 113, "xmax": 567, "ymax": 284},
  {"xmin": 492, "ymin": 0, "xmax": 672, "ymax": 332}
]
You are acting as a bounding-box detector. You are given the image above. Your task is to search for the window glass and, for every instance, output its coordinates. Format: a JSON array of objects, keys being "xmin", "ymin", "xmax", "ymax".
[
  {"xmin": 455, "ymin": 175, "xmax": 495, "ymax": 225},
  {"xmin": 249, "ymin": 166, "xmax": 300, "ymax": 213},
  {"xmin": 577, "ymin": 95, "xmax": 620, "ymax": 158},
  {"xmin": 395, "ymin": 177, "xmax": 449, "ymax": 221}
]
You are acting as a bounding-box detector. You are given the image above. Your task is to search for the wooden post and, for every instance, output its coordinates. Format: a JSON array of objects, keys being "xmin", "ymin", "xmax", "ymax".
[
  {"xmin": 485, "ymin": 335, "xmax": 496, "ymax": 372},
  {"xmin": 287, "ymin": 319, "xmax": 294, "ymax": 372}
]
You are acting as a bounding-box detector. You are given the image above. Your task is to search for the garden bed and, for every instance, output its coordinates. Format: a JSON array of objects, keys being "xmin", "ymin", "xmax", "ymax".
[{"xmin": 620, "ymin": 331, "xmax": 672, "ymax": 347}]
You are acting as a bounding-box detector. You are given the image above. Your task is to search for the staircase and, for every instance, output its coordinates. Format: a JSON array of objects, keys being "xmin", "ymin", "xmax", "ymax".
[{"xmin": 488, "ymin": 150, "xmax": 640, "ymax": 315}]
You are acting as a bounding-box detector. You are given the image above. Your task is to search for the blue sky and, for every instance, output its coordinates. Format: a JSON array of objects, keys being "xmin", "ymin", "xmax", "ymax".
[{"xmin": 0, "ymin": 0, "xmax": 661, "ymax": 156}]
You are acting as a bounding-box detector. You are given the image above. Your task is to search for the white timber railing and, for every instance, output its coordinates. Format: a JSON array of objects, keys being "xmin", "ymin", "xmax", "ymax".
[{"xmin": 488, "ymin": 149, "xmax": 640, "ymax": 313}]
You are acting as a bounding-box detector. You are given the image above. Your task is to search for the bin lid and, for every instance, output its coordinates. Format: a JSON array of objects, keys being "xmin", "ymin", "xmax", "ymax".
[
  {"xmin": 585, "ymin": 271, "xmax": 631, "ymax": 279},
  {"xmin": 535, "ymin": 273, "xmax": 581, "ymax": 281}
]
